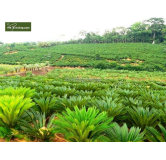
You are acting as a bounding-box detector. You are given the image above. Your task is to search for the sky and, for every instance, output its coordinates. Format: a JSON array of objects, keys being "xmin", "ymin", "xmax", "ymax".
[{"xmin": 0, "ymin": 0, "xmax": 166, "ymax": 43}]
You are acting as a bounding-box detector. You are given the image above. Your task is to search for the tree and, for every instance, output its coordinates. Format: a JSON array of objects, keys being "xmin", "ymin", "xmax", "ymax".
[{"xmin": 145, "ymin": 18, "xmax": 165, "ymax": 44}]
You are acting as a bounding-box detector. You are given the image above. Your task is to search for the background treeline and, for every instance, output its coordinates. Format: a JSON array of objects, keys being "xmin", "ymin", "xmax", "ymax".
[
  {"xmin": 68, "ymin": 18, "xmax": 166, "ymax": 44},
  {"xmin": 0, "ymin": 17, "xmax": 166, "ymax": 47}
]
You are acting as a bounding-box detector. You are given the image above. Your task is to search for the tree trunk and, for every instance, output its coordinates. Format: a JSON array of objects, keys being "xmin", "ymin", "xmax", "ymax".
[{"xmin": 152, "ymin": 32, "xmax": 155, "ymax": 44}]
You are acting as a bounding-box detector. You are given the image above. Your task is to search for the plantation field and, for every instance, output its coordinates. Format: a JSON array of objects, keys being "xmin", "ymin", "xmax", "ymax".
[
  {"xmin": 0, "ymin": 43, "xmax": 166, "ymax": 71},
  {"xmin": 47, "ymin": 68, "xmax": 166, "ymax": 82},
  {"xmin": 0, "ymin": 71, "xmax": 165, "ymax": 142},
  {"xmin": 0, "ymin": 42, "xmax": 166, "ymax": 142}
]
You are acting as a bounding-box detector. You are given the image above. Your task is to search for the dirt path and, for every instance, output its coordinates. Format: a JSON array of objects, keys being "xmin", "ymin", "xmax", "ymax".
[{"xmin": 59, "ymin": 55, "xmax": 64, "ymax": 61}]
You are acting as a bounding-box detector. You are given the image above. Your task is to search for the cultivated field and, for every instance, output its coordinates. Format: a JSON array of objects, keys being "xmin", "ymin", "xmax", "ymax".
[{"xmin": 0, "ymin": 42, "xmax": 165, "ymax": 142}]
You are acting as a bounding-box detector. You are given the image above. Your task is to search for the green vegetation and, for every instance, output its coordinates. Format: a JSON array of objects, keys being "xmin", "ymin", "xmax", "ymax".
[
  {"xmin": 0, "ymin": 43, "xmax": 166, "ymax": 72},
  {"xmin": 18, "ymin": 109, "xmax": 56, "ymax": 142},
  {"xmin": 0, "ymin": 72, "xmax": 165, "ymax": 142},
  {"xmin": 105, "ymin": 123, "xmax": 145, "ymax": 142},
  {"xmin": 0, "ymin": 17, "xmax": 165, "ymax": 142},
  {"xmin": 54, "ymin": 106, "xmax": 114, "ymax": 142}
]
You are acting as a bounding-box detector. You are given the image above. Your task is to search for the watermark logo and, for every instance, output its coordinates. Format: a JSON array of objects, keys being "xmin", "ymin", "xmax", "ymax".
[{"xmin": 5, "ymin": 22, "xmax": 31, "ymax": 31}]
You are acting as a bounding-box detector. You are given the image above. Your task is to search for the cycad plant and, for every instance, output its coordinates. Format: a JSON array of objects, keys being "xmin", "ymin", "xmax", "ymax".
[
  {"xmin": 0, "ymin": 96, "xmax": 35, "ymax": 127},
  {"xmin": 146, "ymin": 124, "xmax": 166, "ymax": 142},
  {"xmin": 53, "ymin": 106, "xmax": 114, "ymax": 142},
  {"xmin": 18, "ymin": 109, "xmax": 56, "ymax": 142},
  {"xmin": 0, "ymin": 127, "xmax": 27, "ymax": 142},
  {"xmin": 75, "ymin": 83, "xmax": 100, "ymax": 92},
  {"xmin": 33, "ymin": 91, "xmax": 54, "ymax": 99},
  {"xmin": 0, "ymin": 126, "xmax": 12, "ymax": 141},
  {"xmin": 34, "ymin": 97, "xmax": 57, "ymax": 117},
  {"xmin": 117, "ymin": 89, "xmax": 140, "ymax": 99},
  {"xmin": 140, "ymin": 90, "xmax": 166, "ymax": 110},
  {"xmin": 105, "ymin": 123, "xmax": 145, "ymax": 142},
  {"xmin": 127, "ymin": 107, "xmax": 159, "ymax": 130},
  {"xmin": 59, "ymin": 96, "xmax": 92, "ymax": 111},
  {"xmin": 53, "ymin": 86, "xmax": 76, "ymax": 97},
  {"xmin": 0, "ymin": 87, "xmax": 35, "ymax": 98},
  {"xmin": 92, "ymin": 97, "xmax": 126, "ymax": 123},
  {"xmin": 159, "ymin": 108, "xmax": 166, "ymax": 125}
]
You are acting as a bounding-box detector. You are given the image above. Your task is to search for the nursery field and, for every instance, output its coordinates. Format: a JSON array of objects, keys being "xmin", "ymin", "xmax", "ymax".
[{"xmin": 0, "ymin": 69, "xmax": 165, "ymax": 142}]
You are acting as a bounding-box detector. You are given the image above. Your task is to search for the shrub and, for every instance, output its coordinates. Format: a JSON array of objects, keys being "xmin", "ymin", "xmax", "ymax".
[
  {"xmin": 0, "ymin": 96, "xmax": 35, "ymax": 127},
  {"xmin": 34, "ymin": 97, "xmax": 57, "ymax": 117},
  {"xmin": 105, "ymin": 123, "xmax": 145, "ymax": 142},
  {"xmin": 0, "ymin": 87, "xmax": 35, "ymax": 98},
  {"xmin": 127, "ymin": 107, "xmax": 159, "ymax": 130},
  {"xmin": 95, "ymin": 62, "xmax": 107, "ymax": 69},
  {"xmin": 146, "ymin": 124, "xmax": 166, "ymax": 142},
  {"xmin": 18, "ymin": 109, "xmax": 56, "ymax": 142},
  {"xmin": 53, "ymin": 106, "xmax": 114, "ymax": 142}
]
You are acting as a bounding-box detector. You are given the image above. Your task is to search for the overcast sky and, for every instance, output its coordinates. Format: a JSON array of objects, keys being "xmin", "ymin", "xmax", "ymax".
[{"xmin": 0, "ymin": 0, "xmax": 165, "ymax": 43}]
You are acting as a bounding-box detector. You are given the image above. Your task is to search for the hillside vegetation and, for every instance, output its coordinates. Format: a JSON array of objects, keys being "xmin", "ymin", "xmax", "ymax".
[{"xmin": 0, "ymin": 43, "xmax": 166, "ymax": 72}]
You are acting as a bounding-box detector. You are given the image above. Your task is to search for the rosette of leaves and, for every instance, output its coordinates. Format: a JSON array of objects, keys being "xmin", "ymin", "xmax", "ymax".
[
  {"xmin": 18, "ymin": 109, "xmax": 56, "ymax": 142},
  {"xmin": 53, "ymin": 106, "xmax": 114, "ymax": 142},
  {"xmin": 34, "ymin": 97, "xmax": 57, "ymax": 117},
  {"xmin": 0, "ymin": 87, "xmax": 35, "ymax": 98},
  {"xmin": 105, "ymin": 123, "xmax": 145, "ymax": 142},
  {"xmin": 0, "ymin": 95, "xmax": 35, "ymax": 127},
  {"xmin": 92, "ymin": 97, "xmax": 126, "ymax": 123},
  {"xmin": 127, "ymin": 107, "xmax": 160, "ymax": 130},
  {"xmin": 58, "ymin": 95, "xmax": 92, "ymax": 111},
  {"xmin": 146, "ymin": 124, "xmax": 166, "ymax": 142}
]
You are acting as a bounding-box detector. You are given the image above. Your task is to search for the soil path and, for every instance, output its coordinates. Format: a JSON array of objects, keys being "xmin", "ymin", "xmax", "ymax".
[{"xmin": 58, "ymin": 55, "xmax": 64, "ymax": 61}]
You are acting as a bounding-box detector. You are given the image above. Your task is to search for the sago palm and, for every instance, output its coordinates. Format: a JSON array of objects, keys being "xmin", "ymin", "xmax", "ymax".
[
  {"xmin": 0, "ymin": 87, "xmax": 35, "ymax": 98},
  {"xmin": 53, "ymin": 86, "xmax": 76, "ymax": 97},
  {"xmin": 127, "ymin": 107, "xmax": 160, "ymax": 130},
  {"xmin": 18, "ymin": 109, "xmax": 56, "ymax": 142},
  {"xmin": 105, "ymin": 123, "xmax": 145, "ymax": 142},
  {"xmin": 146, "ymin": 124, "xmax": 166, "ymax": 142},
  {"xmin": 59, "ymin": 96, "xmax": 92, "ymax": 111},
  {"xmin": 0, "ymin": 96, "xmax": 35, "ymax": 127},
  {"xmin": 34, "ymin": 97, "xmax": 57, "ymax": 117},
  {"xmin": 53, "ymin": 106, "xmax": 114, "ymax": 142},
  {"xmin": 92, "ymin": 97, "xmax": 126, "ymax": 123}
]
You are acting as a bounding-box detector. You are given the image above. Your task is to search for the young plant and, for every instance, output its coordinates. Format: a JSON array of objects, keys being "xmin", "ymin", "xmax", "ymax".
[
  {"xmin": 0, "ymin": 87, "xmax": 35, "ymax": 98},
  {"xmin": 0, "ymin": 96, "xmax": 35, "ymax": 127},
  {"xmin": 53, "ymin": 106, "xmax": 114, "ymax": 142},
  {"xmin": 146, "ymin": 124, "xmax": 166, "ymax": 142},
  {"xmin": 18, "ymin": 109, "xmax": 56, "ymax": 142},
  {"xmin": 59, "ymin": 95, "xmax": 92, "ymax": 111},
  {"xmin": 0, "ymin": 126, "xmax": 12, "ymax": 141},
  {"xmin": 53, "ymin": 86, "xmax": 76, "ymax": 98},
  {"xmin": 34, "ymin": 97, "xmax": 57, "ymax": 117},
  {"xmin": 105, "ymin": 123, "xmax": 145, "ymax": 142},
  {"xmin": 127, "ymin": 107, "xmax": 159, "ymax": 130},
  {"xmin": 92, "ymin": 97, "xmax": 126, "ymax": 123}
]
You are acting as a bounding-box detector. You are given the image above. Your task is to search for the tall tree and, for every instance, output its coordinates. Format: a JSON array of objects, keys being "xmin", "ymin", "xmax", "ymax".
[{"xmin": 145, "ymin": 18, "xmax": 165, "ymax": 44}]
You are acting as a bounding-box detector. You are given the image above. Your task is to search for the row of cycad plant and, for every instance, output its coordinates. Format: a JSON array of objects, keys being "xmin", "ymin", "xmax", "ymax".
[{"xmin": 0, "ymin": 86, "xmax": 165, "ymax": 142}]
